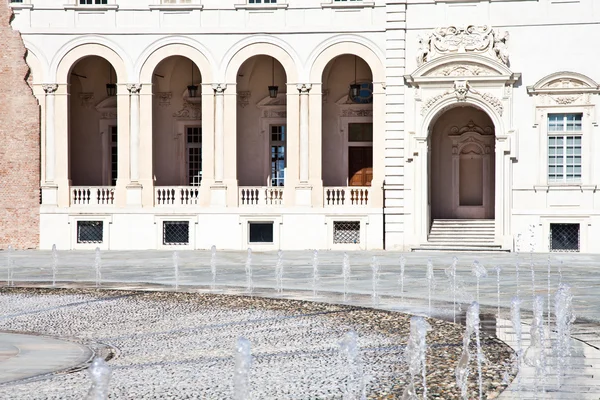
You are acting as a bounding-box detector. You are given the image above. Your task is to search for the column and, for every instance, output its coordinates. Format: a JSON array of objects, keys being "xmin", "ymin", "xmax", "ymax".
[
  {"xmin": 210, "ymin": 83, "xmax": 228, "ymax": 207},
  {"xmin": 298, "ymin": 84, "xmax": 311, "ymax": 183},
  {"xmin": 41, "ymin": 84, "xmax": 58, "ymax": 205},
  {"xmin": 126, "ymin": 84, "xmax": 142, "ymax": 206},
  {"xmin": 212, "ymin": 83, "xmax": 226, "ymax": 183}
]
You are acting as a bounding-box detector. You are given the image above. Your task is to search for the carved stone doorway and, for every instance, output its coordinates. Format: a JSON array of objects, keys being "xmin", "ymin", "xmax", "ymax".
[{"xmin": 430, "ymin": 107, "xmax": 495, "ymax": 220}]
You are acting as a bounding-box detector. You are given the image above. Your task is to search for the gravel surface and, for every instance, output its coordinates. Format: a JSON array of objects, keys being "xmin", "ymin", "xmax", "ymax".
[{"xmin": 0, "ymin": 288, "xmax": 515, "ymax": 399}]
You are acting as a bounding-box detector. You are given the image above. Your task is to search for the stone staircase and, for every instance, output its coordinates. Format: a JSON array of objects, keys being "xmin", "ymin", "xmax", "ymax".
[{"xmin": 414, "ymin": 219, "xmax": 505, "ymax": 251}]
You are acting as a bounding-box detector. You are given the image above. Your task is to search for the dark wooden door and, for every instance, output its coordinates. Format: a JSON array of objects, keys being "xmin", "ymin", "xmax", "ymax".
[{"xmin": 348, "ymin": 146, "xmax": 373, "ymax": 186}]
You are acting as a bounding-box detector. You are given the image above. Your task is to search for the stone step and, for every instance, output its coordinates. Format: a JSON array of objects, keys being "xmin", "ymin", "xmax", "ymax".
[
  {"xmin": 427, "ymin": 238, "xmax": 495, "ymax": 243},
  {"xmin": 429, "ymin": 232, "xmax": 495, "ymax": 237},
  {"xmin": 413, "ymin": 244, "xmax": 505, "ymax": 252}
]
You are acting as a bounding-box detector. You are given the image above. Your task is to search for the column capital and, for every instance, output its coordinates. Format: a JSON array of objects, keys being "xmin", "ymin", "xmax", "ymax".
[
  {"xmin": 297, "ymin": 83, "xmax": 312, "ymax": 93},
  {"xmin": 127, "ymin": 84, "xmax": 142, "ymax": 94},
  {"xmin": 42, "ymin": 84, "xmax": 58, "ymax": 94},
  {"xmin": 212, "ymin": 83, "xmax": 227, "ymax": 94}
]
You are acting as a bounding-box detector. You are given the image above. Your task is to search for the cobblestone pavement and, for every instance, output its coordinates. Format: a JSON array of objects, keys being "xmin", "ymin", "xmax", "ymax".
[{"xmin": 2, "ymin": 249, "xmax": 600, "ymax": 399}]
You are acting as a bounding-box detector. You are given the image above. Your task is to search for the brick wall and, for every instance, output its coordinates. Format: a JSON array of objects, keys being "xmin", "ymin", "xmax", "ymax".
[{"xmin": 0, "ymin": 3, "xmax": 40, "ymax": 249}]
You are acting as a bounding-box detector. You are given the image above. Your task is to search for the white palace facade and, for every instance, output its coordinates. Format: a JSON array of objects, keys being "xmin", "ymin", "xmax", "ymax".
[{"xmin": 9, "ymin": 0, "xmax": 600, "ymax": 252}]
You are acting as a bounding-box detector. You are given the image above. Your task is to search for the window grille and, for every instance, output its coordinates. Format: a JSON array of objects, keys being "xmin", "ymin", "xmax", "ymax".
[
  {"xmin": 249, "ymin": 0, "xmax": 277, "ymax": 3},
  {"xmin": 79, "ymin": 0, "xmax": 107, "ymax": 4},
  {"xmin": 333, "ymin": 221, "xmax": 360, "ymax": 244},
  {"xmin": 77, "ymin": 221, "xmax": 103, "ymax": 244},
  {"xmin": 550, "ymin": 223, "xmax": 580, "ymax": 252},
  {"xmin": 163, "ymin": 221, "xmax": 190, "ymax": 245},
  {"xmin": 249, "ymin": 222, "xmax": 274, "ymax": 243}
]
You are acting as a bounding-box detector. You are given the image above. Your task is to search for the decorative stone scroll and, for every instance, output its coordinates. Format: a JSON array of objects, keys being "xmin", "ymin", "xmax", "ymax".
[
  {"xmin": 417, "ymin": 25, "xmax": 510, "ymax": 66},
  {"xmin": 173, "ymin": 100, "xmax": 201, "ymax": 119},
  {"xmin": 42, "ymin": 84, "xmax": 58, "ymax": 94},
  {"xmin": 420, "ymin": 80, "xmax": 504, "ymax": 116}
]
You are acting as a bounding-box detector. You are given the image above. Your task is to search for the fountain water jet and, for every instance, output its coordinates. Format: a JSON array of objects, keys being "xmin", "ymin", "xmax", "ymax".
[
  {"xmin": 371, "ymin": 256, "xmax": 381, "ymax": 305},
  {"xmin": 524, "ymin": 295, "xmax": 547, "ymax": 394},
  {"xmin": 51, "ymin": 244, "xmax": 58, "ymax": 287},
  {"xmin": 399, "ymin": 255, "xmax": 406, "ymax": 303},
  {"xmin": 471, "ymin": 261, "xmax": 487, "ymax": 304},
  {"xmin": 456, "ymin": 302, "xmax": 484, "ymax": 400},
  {"xmin": 275, "ymin": 250, "xmax": 284, "ymax": 294},
  {"xmin": 445, "ymin": 256, "xmax": 458, "ymax": 323},
  {"xmin": 233, "ymin": 337, "xmax": 252, "ymax": 400},
  {"xmin": 86, "ymin": 357, "xmax": 112, "ymax": 400},
  {"xmin": 554, "ymin": 283, "xmax": 575, "ymax": 389},
  {"xmin": 172, "ymin": 251, "xmax": 179, "ymax": 290},
  {"xmin": 339, "ymin": 330, "xmax": 366, "ymax": 400},
  {"xmin": 493, "ymin": 266, "xmax": 501, "ymax": 320},
  {"xmin": 312, "ymin": 250, "xmax": 319, "ymax": 298},
  {"xmin": 402, "ymin": 316, "xmax": 430, "ymax": 400},
  {"xmin": 426, "ymin": 259, "xmax": 435, "ymax": 316},
  {"xmin": 210, "ymin": 245, "xmax": 217, "ymax": 291},
  {"xmin": 245, "ymin": 248, "xmax": 254, "ymax": 295},
  {"xmin": 510, "ymin": 296, "xmax": 523, "ymax": 393},
  {"xmin": 342, "ymin": 253, "xmax": 351, "ymax": 302},
  {"xmin": 94, "ymin": 247, "xmax": 101, "ymax": 288},
  {"xmin": 6, "ymin": 245, "xmax": 14, "ymax": 286}
]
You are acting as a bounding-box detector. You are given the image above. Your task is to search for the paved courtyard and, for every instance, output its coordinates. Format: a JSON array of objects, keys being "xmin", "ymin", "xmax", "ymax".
[{"xmin": 1, "ymin": 249, "xmax": 600, "ymax": 398}]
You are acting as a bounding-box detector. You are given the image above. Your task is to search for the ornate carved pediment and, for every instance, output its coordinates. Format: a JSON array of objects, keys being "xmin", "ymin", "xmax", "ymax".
[
  {"xmin": 527, "ymin": 71, "xmax": 600, "ymax": 96},
  {"xmin": 417, "ymin": 25, "xmax": 509, "ymax": 67},
  {"xmin": 173, "ymin": 100, "xmax": 201, "ymax": 119},
  {"xmin": 257, "ymin": 93, "xmax": 286, "ymax": 118},
  {"xmin": 336, "ymin": 95, "xmax": 373, "ymax": 117},
  {"xmin": 450, "ymin": 120, "xmax": 493, "ymax": 136},
  {"xmin": 425, "ymin": 62, "xmax": 496, "ymax": 77},
  {"xmin": 95, "ymin": 96, "xmax": 117, "ymax": 120}
]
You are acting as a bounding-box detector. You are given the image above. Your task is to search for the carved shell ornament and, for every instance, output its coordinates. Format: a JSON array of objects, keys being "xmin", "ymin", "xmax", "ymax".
[{"xmin": 420, "ymin": 80, "xmax": 504, "ymax": 116}]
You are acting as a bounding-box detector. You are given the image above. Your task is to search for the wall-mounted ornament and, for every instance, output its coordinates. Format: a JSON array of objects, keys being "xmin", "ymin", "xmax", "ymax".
[
  {"xmin": 238, "ymin": 91, "xmax": 251, "ymax": 108},
  {"xmin": 79, "ymin": 92, "xmax": 95, "ymax": 108},
  {"xmin": 156, "ymin": 92, "xmax": 172, "ymax": 107}
]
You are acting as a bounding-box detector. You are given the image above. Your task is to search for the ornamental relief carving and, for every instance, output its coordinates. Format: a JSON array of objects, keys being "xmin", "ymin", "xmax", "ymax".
[
  {"xmin": 427, "ymin": 63, "xmax": 496, "ymax": 77},
  {"xmin": 173, "ymin": 100, "xmax": 201, "ymax": 119},
  {"xmin": 341, "ymin": 109, "xmax": 373, "ymax": 117},
  {"xmin": 450, "ymin": 120, "xmax": 493, "ymax": 136},
  {"xmin": 420, "ymin": 80, "xmax": 504, "ymax": 116},
  {"xmin": 417, "ymin": 25, "xmax": 510, "ymax": 66}
]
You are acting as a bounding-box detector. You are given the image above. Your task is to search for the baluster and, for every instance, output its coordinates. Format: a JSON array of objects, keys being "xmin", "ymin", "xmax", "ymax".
[
  {"xmin": 97, "ymin": 188, "xmax": 102, "ymax": 205},
  {"xmin": 364, "ymin": 189, "xmax": 369, "ymax": 205}
]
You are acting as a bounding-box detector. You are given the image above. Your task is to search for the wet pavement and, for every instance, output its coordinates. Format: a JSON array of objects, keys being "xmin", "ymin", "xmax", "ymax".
[{"xmin": 2, "ymin": 249, "xmax": 600, "ymax": 398}]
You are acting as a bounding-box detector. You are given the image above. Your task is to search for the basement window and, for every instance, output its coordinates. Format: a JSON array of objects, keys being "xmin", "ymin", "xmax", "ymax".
[
  {"xmin": 163, "ymin": 221, "xmax": 190, "ymax": 245},
  {"xmin": 249, "ymin": 222, "xmax": 274, "ymax": 244},
  {"xmin": 550, "ymin": 223, "xmax": 580, "ymax": 252},
  {"xmin": 333, "ymin": 221, "xmax": 360, "ymax": 244},
  {"xmin": 77, "ymin": 221, "xmax": 104, "ymax": 244}
]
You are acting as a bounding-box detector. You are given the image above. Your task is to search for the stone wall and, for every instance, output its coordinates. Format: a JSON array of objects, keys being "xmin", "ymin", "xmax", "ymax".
[{"xmin": 0, "ymin": 3, "xmax": 40, "ymax": 249}]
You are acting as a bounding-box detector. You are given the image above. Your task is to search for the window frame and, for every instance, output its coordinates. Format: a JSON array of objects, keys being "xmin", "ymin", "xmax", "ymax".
[
  {"xmin": 541, "ymin": 110, "xmax": 589, "ymax": 186},
  {"xmin": 269, "ymin": 124, "xmax": 286, "ymax": 187},
  {"xmin": 185, "ymin": 125, "xmax": 203, "ymax": 187}
]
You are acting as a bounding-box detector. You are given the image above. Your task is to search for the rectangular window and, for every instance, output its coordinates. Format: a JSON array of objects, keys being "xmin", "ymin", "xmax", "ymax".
[
  {"xmin": 249, "ymin": 0, "xmax": 277, "ymax": 3},
  {"xmin": 348, "ymin": 122, "xmax": 373, "ymax": 187},
  {"xmin": 271, "ymin": 125, "xmax": 286, "ymax": 187},
  {"xmin": 548, "ymin": 113, "xmax": 582, "ymax": 183},
  {"xmin": 163, "ymin": 221, "xmax": 190, "ymax": 245},
  {"xmin": 249, "ymin": 222, "xmax": 274, "ymax": 243},
  {"xmin": 79, "ymin": 0, "xmax": 107, "ymax": 4},
  {"xmin": 348, "ymin": 123, "xmax": 373, "ymax": 142},
  {"xmin": 110, "ymin": 126, "xmax": 117, "ymax": 186},
  {"xmin": 186, "ymin": 126, "xmax": 202, "ymax": 186},
  {"xmin": 550, "ymin": 223, "xmax": 580, "ymax": 252},
  {"xmin": 77, "ymin": 221, "xmax": 103, "ymax": 244}
]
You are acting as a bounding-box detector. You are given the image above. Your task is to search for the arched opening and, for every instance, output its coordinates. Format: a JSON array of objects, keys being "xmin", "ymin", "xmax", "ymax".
[
  {"xmin": 429, "ymin": 106, "xmax": 496, "ymax": 220},
  {"xmin": 151, "ymin": 56, "xmax": 202, "ymax": 187},
  {"xmin": 68, "ymin": 56, "xmax": 118, "ymax": 187},
  {"xmin": 321, "ymin": 55, "xmax": 373, "ymax": 187},
  {"xmin": 236, "ymin": 55, "xmax": 287, "ymax": 187}
]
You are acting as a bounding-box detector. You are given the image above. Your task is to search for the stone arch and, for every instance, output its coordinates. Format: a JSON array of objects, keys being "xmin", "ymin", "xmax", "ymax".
[
  {"xmin": 22, "ymin": 40, "xmax": 48, "ymax": 84},
  {"xmin": 222, "ymin": 38, "xmax": 300, "ymax": 83},
  {"xmin": 137, "ymin": 38, "xmax": 215, "ymax": 83},
  {"xmin": 307, "ymin": 36, "xmax": 385, "ymax": 84},
  {"xmin": 527, "ymin": 71, "xmax": 600, "ymax": 94},
  {"xmin": 54, "ymin": 40, "xmax": 129, "ymax": 84},
  {"xmin": 422, "ymin": 96, "xmax": 505, "ymax": 139}
]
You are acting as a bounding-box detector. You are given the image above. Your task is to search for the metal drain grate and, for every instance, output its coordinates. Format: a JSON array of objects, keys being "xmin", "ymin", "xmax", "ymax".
[
  {"xmin": 550, "ymin": 223, "xmax": 580, "ymax": 252},
  {"xmin": 77, "ymin": 221, "xmax": 103, "ymax": 244},
  {"xmin": 333, "ymin": 221, "xmax": 360, "ymax": 244},
  {"xmin": 163, "ymin": 221, "xmax": 190, "ymax": 245}
]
